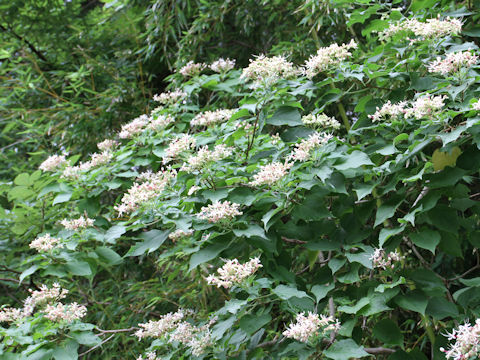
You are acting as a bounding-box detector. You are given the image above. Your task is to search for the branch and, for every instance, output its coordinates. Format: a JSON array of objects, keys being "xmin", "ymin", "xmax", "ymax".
[
  {"xmin": 79, "ymin": 334, "xmax": 114, "ymax": 357},
  {"xmin": 0, "ymin": 23, "xmax": 49, "ymax": 63},
  {"xmin": 364, "ymin": 347, "xmax": 396, "ymax": 355},
  {"xmin": 281, "ymin": 236, "xmax": 307, "ymax": 244}
]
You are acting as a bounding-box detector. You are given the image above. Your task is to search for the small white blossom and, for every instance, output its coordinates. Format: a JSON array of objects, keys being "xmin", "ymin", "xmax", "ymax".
[
  {"xmin": 97, "ymin": 139, "xmax": 118, "ymax": 152},
  {"xmin": 241, "ymin": 55, "xmax": 298, "ymax": 86},
  {"xmin": 169, "ymin": 229, "xmax": 194, "ymax": 242},
  {"xmin": 39, "ymin": 155, "xmax": 67, "ymax": 172},
  {"xmin": 179, "ymin": 61, "xmax": 205, "ymax": 77},
  {"xmin": 44, "ymin": 302, "xmax": 87, "ymax": 322},
  {"xmin": 304, "ymin": 40, "xmax": 357, "ymax": 78},
  {"xmin": 206, "ymin": 257, "xmax": 262, "ymax": 288},
  {"xmin": 283, "ymin": 312, "xmax": 341, "ymax": 342},
  {"xmin": 370, "ymin": 248, "xmax": 403, "ymax": 270},
  {"xmin": 472, "ymin": 99, "xmax": 480, "ymax": 111},
  {"xmin": 153, "ymin": 89, "xmax": 187, "ymax": 105},
  {"xmin": 163, "ymin": 135, "xmax": 196, "ymax": 163},
  {"xmin": 428, "ymin": 51, "xmax": 478, "ymax": 75},
  {"xmin": 181, "ymin": 144, "xmax": 233, "ymax": 172},
  {"xmin": 302, "ymin": 113, "xmax": 341, "ymax": 129},
  {"xmin": 188, "ymin": 185, "xmax": 201, "ymax": 196},
  {"xmin": 440, "ymin": 319, "xmax": 480, "ymax": 360},
  {"xmin": 404, "ymin": 94, "xmax": 446, "ymax": 119},
  {"xmin": 119, "ymin": 114, "xmax": 150, "ymax": 139},
  {"xmin": 289, "ymin": 132, "xmax": 332, "ymax": 162},
  {"xmin": 369, "ymin": 101, "xmax": 408, "ymax": 122},
  {"xmin": 148, "ymin": 114, "xmax": 175, "ymax": 131},
  {"xmin": 197, "ymin": 201, "xmax": 242, "ymax": 223},
  {"xmin": 61, "ymin": 215, "xmax": 95, "ymax": 230},
  {"xmin": 380, "ymin": 17, "xmax": 462, "ymax": 40},
  {"xmin": 249, "ymin": 161, "xmax": 292, "ymax": 187},
  {"xmin": 210, "ymin": 58, "xmax": 236, "ymax": 73},
  {"xmin": 191, "ymin": 109, "xmax": 235, "ymax": 127},
  {"xmin": 30, "ymin": 234, "xmax": 63, "ymax": 252}
]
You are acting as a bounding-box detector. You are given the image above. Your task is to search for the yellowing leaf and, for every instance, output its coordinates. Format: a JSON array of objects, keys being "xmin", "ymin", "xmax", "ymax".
[{"xmin": 432, "ymin": 146, "xmax": 461, "ymax": 171}]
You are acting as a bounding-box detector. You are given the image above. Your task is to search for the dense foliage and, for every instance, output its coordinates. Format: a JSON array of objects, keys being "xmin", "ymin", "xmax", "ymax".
[{"xmin": 1, "ymin": 0, "xmax": 480, "ymax": 359}]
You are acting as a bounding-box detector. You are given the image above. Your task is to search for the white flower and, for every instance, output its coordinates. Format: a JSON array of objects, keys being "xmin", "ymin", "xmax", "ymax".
[
  {"xmin": 148, "ymin": 114, "xmax": 175, "ymax": 131},
  {"xmin": 197, "ymin": 201, "xmax": 242, "ymax": 223},
  {"xmin": 114, "ymin": 169, "xmax": 177, "ymax": 215},
  {"xmin": 30, "ymin": 234, "xmax": 63, "ymax": 252},
  {"xmin": 302, "ymin": 114, "xmax": 341, "ymax": 129},
  {"xmin": 304, "ymin": 40, "xmax": 357, "ymax": 78},
  {"xmin": 369, "ymin": 101, "xmax": 408, "ymax": 122},
  {"xmin": 39, "ymin": 155, "xmax": 67, "ymax": 172},
  {"xmin": 206, "ymin": 258, "xmax": 262, "ymax": 288},
  {"xmin": 153, "ymin": 89, "xmax": 187, "ymax": 105},
  {"xmin": 370, "ymin": 248, "xmax": 403, "ymax": 270},
  {"xmin": 404, "ymin": 94, "xmax": 446, "ymax": 119},
  {"xmin": 188, "ymin": 185, "xmax": 201, "ymax": 196},
  {"xmin": 289, "ymin": 132, "xmax": 332, "ymax": 162},
  {"xmin": 210, "ymin": 58, "xmax": 236, "ymax": 73},
  {"xmin": 119, "ymin": 115, "xmax": 150, "ymax": 138},
  {"xmin": 428, "ymin": 51, "xmax": 478, "ymax": 75},
  {"xmin": 163, "ymin": 134, "xmax": 196, "ymax": 163},
  {"xmin": 241, "ymin": 55, "xmax": 298, "ymax": 86},
  {"xmin": 380, "ymin": 17, "xmax": 462, "ymax": 40},
  {"xmin": 440, "ymin": 319, "xmax": 480, "ymax": 360},
  {"xmin": 191, "ymin": 109, "xmax": 235, "ymax": 127},
  {"xmin": 249, "ymin": 161, "xmax": 292, "ymax": 187},
  {"xmin": 179, "ymin": 61, "xmax": 205, "ymax": 77},
  {"xmin": 283, "ymin": 312, "xmax": 340, "ymax": 342},
  {"xmin": 472, "ymin": 99, "xmax": 480, "ymax": 111},
  {"xmin": 61, "ymin": 215, "xmax": 95, "ymax": 230},
  {"xmin": 97, "ymin": 139, "xmax": 118, "ymax": 152},
  {"xmin": 169, "ymin": 229, "xmax": 194, "ymax": 242},
  {"xmin": 44, "ymin": 302, "xmax": 87, "ymax": 322},
  {"xmin": 61, "ymin": 165, "xmax": 81, "ymax": 179},
  {"xmin": 181, "ymin": 144, "xmax": 233, "ymax": 172}
]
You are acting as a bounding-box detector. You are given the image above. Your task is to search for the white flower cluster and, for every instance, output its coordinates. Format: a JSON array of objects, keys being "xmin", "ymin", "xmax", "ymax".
[
  {"xmin": 241, "ymin": 55, "xmax": 298, "ymax": 86},
  {"xmin": 97, "ymin": 139, "xmax": 118, "ymax": 152},
  {"xmin": 197, "ymin": 201, "xmax": 242, "ymax": 223},
  {"xmin": 249, "ymin": 161, "xmax": 292, "ymax": 187},
  {"xmin": 179, "ymin": 61, "xmax": 205, "ymax": 77},
  {"xmin": 148, "ymin": 115, "xmax": 175, "ymax": 131},
  {"xmin": 283, "ymin": 312, "xmax": 341, "ymax": 343},
  {"xmin": 206, "ymin": 257, "xmax": 262, "ymax": 288},
  {"xmin": 380, "ymin": 17, "xmax": 462, "ymax": 40},
  {"xmin": 369, "ymin": 101, "xmax": 408, "ymax": 122},
  {"xmin": 370, "ymin": 248, "xmax": 403, "ymax": 270},
  {"xmin": 137, "ymin": 352, "xmax": 162, "ymax": 360},
  {"xmin": 0, "ymin": 284, "xmax": 85, "ymax": 324},
  {"xmin": 370, "ymin": 95, "xmax": 446, "ymax": 122},
  {"xmin": 210, "ymin": 58, "xmax": 236, "ymax": 73},
  {"xmin": 428, "ymin": 51, "xmax": 478, "ymax": 75},
  {"xmin": 304, "ymin": 40, "xmax": 357, "ymax": 78},
  {"xmin": 135, "ymin": 310, "xmax": 214, "ymax": 356},
  {"xmin": 289, "ymin": 132, "xmax": 332, "ymax": 162},
  {"xmin": 302, "ymin": 113, "xmax": 341, "ymax": 130},
  {"xmin": 115, "ymin": 169, "xmax": 176, "ymax": 215},
  {"xmin": 405, "ymin": 94, "xmax": 446, "ymax": 119},
  {"xmin": 29, "ymin": 233, "xmax": 63, "ymax": 252},
  {"xmin": 119, "ymin": 114, "xmax": 151, "ymax": 139},
  {"xmin": 61, "ymin": 215, "xmax": 95, "ymax": 230},
  {"xmin": 163, "ymin": 134, "xmax": 196, "ymax": 163},
  {"xmin": 153, "ymin": 89, "xmax": 187, "ymax": 105},
  {"xmin": 472, "ymin": 99, "xmax": 480, "ymax": 111},
  {"xmin": 44, "ymin": 302, "xmax": 87, "ymax": 322},
  {"xmin": 168, "ymin": 229, "xmax": 194, "ymax": 242},
  {"xmin": 191, "ymin": 109, "xmax": 235, "ymax": 127},
  {"xmin": 181, "ymin": 144, "xmax": 233, "ymax": 172},
  {"xmin": 440, "ymin": 319, "xmax": 480, "ymax": 360},
  {"xmin": 39, "ymin": 155, "xmax": 67, "ymax": 172}
]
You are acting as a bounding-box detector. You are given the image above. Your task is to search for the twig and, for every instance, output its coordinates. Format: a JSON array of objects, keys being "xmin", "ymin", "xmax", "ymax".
[
  {"xmin": 79, "ymin": 334, "xmax": 114, "ymax": 357},
  {"xmin": 281, "ymin": 236, "xmax": 307, "ymax": 244},
  {"xmin": 96, "ymin": 327, "xmax": 138, "ymax": 334},
  {"xmin": 364, "ymin": 347, "xmax": 396, "ymax": 355}
]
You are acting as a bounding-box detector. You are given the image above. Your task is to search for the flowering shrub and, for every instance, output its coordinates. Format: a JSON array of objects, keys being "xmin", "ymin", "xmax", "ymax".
[{"xmin": 2, "ymin": 2, "xmax": 480, "ymax": 359}]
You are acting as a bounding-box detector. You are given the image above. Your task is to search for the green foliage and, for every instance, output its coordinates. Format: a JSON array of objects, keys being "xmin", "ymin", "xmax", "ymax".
[{"xmin": 2, "ymin": 0, "xmax": 480, "ymax": 359}]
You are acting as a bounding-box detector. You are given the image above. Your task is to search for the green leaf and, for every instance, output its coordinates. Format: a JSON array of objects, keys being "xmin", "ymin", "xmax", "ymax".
[
  {"xmin": 311, "ymin": 283, "xmax": 334, "ymax": 304},
  {"xmin": 335, "ymin": 151, "xmax": 374, "ymax": 171},
  {"xmin": 323, "ymin": 339, "xmax": 371, "ymax": 360},
  {"xmin": 66, "ymin": 261, "xmax": 92, "ymax": 276},
  {"xmin": 375, "ymin": 198, "xmax": 403, "ymax": 227},
  {"xmin": 373, "ymin": 319, "xmax": 404, "ymax": 346},
  {"xmin": 20, "ymin": 265, "xmax": 39, "ymax": 283},
  {"xmin": 104, "ymin": 225, "xmax": 126, "ymax": 244},
  {"xmin": 266, "ymin": 106, "xmax": 302, "ymax": 126},
  {"xmin": 127, "ymin": 230, "xmax": 169, "ymax": 257},
  {"xmin": 425, "ymin": 297, "xmax": 458, "ymax": 320},
  {"xmin": 95, "ymin": 247, "xmax": 123, "ymax": 265},
  {"xmin": 395, "ymin": 290, "xmax": 428, "ymax": 314},
  {"xmin": 71, "ymin": 332, "xmax": 101, "ymax": 346},
  {"xmin": 273, "ymin": 284, "xmax": 310, "ymax": 300},
  {"xmin": 432, "ymin": 147, "xmax": 462, "ymax": 171},
  {"xmin": 338, "ymin": 298, "xmax": 369, "ymax": 314},
  {"xmin": 14, "ymin": 173, "xmax": 33, "ymax": 186},
  {"xmin": 52, "ymin": 340, "xmax": 79, "ymax": 360},
  {"xmin": 233, "ymin": 224, "xmax": 266, "ymax": 239},
  {"xmin": 189, "ymin": 242, "xmax": 230, "ymax": 271},
  {"xmin": 410, "ymin": 229, "xmax": 440, "ymax": 254},
  {"xmin": 53, "ymin": 192, "xmax": 73, "ymax": 205},
  {"xmin": 239, "ymin": 313, "xmax": 271, "ymax": 334},
  {"xmin": 379, "ymin": 226, "xmax": 405, "ymax": 247}
]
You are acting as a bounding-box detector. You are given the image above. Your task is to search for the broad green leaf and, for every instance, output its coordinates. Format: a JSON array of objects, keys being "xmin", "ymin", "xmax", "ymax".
[
  {"xmin": 96, "ymin": 247, "xmax": 123, "ymax": 265},
  {"xmin": 323, "ymin": 339, "xmax": 371, "ymax": 360},
  {"xmin": 273, "ymin": 285, "xmax": 310, "ymax": 300},
  {"xmin": 311, "ymin": 283, "xmax": 334, "ymax": 304},
  {"xmin": 127, "ymin": 230, "xmax": 169, "ymax": 257},
  {"xmin": 266, "ymin": 106, "xmax": 302, "ymax": 126},
  {"xmin": 104, "ymin": 225, "xmax": 126, "ymax": 244},
  {"xmin": 189, "ymin": 242, "xmax": 230, "ymax": 271},
  {"xmin": 66, "ymin": 261, "xmax": 92, "ymax": 276},
  {"xmin": 335, "ymin": 151, "xmax": 374, "ymax": 171},
  {"xmin": 373, "ymin": 319, "xmax": 404, "ymax": 347},
  {"xmin": 395, "ymin": 290, "xmax": 428, "ymax": 314},
  {"xmin": 410, "ymin": 229, "xmax": 440, "ymax": 254},
  {"xmin": 239, "ymin": 313, "xmax": 271, "ymax": 334}
]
